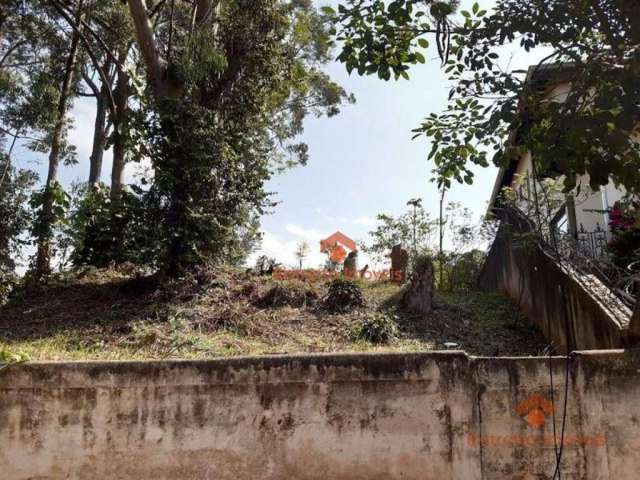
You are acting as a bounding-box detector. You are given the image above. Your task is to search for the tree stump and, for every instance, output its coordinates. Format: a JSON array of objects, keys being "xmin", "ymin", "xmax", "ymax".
[{"xmin": 402, "ymin": 256, "xmax": 434, "ymax": 314}]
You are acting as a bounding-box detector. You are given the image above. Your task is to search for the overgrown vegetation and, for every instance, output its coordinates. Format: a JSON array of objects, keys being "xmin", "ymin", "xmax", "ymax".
[
  {"xmin": 0, "ymin": 267, "xmax": 549, "ymax": 360},
  {"xmin": 0, "ymin": 153, "xmax": 36, "ymax": 303},
  {"xmin": 322, "ymin": 278, "xmax": 366, "ymax": 313},
  {"xmin": 362, "ymin": 197, "xmax": 492, "ymax": 291},
  {"xmin": 256, "ymin": 280, "xmax": 319, "ymax": 308},
  {"xmin": 351, "ymin": 311, "xmax": 398, "ymax": 344}
]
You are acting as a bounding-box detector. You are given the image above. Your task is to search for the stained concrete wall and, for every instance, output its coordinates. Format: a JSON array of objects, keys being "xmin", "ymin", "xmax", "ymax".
[
  {"xmin": 479, "ymin": 214, "xmax": 635, "ymax": 352},
  {"xmin": 1, "ymin": 351, "xmax": 640, "ymax": 479}
]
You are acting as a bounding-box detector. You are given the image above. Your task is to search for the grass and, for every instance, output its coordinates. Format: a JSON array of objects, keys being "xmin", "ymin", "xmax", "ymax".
[{"xmin": 0, "ymin": 267, "xmax": 550, "ymax": 361}]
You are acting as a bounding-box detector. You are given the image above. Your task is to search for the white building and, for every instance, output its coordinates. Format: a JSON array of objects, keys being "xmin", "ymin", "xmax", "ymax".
[{"xmin": 487, "ymin": 64, "xmax": 628, "ymax": 257}]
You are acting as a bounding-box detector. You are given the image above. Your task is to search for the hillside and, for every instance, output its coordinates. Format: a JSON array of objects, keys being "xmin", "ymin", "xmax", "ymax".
[{"xmin": 0, "ymin": 267, "xmax": 550, "ymax": 361}]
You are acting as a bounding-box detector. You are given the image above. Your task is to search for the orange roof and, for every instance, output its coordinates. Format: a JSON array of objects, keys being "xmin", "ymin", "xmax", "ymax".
[{"xmin": 320, "ymin": 231, "xmax": 357, "ymax": 253}]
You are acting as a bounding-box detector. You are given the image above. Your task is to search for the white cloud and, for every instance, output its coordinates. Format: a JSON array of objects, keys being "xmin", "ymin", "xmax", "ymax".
[
  {"xmin": 354, "ymin": 215, "xmax": 376, "ymax": 227},
  {"xmin": 247, "ymin": 230, "xmax": 327, "ymax": 269},
  {"xmin": 284, "ymin": 224, "xmax": 327, "ymax": 242}
]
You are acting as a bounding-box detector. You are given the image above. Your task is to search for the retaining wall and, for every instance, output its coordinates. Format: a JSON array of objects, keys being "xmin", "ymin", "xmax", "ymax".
[
  {"xmin": 479, "ymin": 218, "xmax": 635, "ymax": 352},
  {"xmin": 1, "ymin": 351, "xmax": 640, "ymax": 479}
]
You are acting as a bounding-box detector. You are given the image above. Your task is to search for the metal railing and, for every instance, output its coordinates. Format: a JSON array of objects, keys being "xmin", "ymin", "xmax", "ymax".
[{"xmin": 500, "ymin": 206, "xmax": 637, "ymax": 313}]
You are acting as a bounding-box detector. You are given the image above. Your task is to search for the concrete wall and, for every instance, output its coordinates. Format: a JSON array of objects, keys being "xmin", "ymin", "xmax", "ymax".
[
  {"xmin": 2, "ymin": 351, "xmax": 640, "ymax": 479},
  {"xmin": 479, "ymin": 216, "xmax": 634, "ymax": 352}
]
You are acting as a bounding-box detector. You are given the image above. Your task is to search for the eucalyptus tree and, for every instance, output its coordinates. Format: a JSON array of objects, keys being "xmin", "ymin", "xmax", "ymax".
[
  {"xmin": 123, "ymin": 0, "xmax": 354, "ymax": 273},
  {"xmin": 0, "ymin": 0, "xmax": 45, "ymax": 291},
  {"xmin": 47, "ymin": 0, "xmax": 353, "ymax": 274},
  {"xmin": 31, "ymin": 1, "xmax": 88, "ymax": 278},
  {"xmin": 1, "ymin": 0, "xmax": 82, "ymax": 279},
  {"xmin": 0, "ymin": 152, "xmax": 36, "ymax": 303},
  {"xmin": 0, "ymin": 0, "xmax": 62, "ymax": 169}
]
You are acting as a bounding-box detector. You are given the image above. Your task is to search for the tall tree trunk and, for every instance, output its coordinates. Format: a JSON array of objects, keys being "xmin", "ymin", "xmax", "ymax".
[
  {"xmin": 110, "ymin": 67, "xmax": 130, "ymax": 201},
  {"xmin": 34, "ymin": 1, "xmax": 83, "ymax": 279},
  {"xmin": 98, "ymin": 64, "xmax": 132, "ymax": 266},
  {"xmin": 88, "ymin": 84, "xmax": 108, "ymax": 185},
  {"xmin": 126, "ymin": 0, "xmax": 219, "ymax": 274}
]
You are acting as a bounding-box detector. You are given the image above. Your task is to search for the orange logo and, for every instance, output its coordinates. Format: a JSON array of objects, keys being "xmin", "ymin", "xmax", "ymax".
[
  {"xmin": 329, "ymin": 245, "xmax": 347, "ymax": 263},
  {"xmin": 516, "ymin": 394, "xmax": 555, "ymax": 429},
  {"xmin": 320, "ymin": 231, "xmax": 356, "ymax": 264}
]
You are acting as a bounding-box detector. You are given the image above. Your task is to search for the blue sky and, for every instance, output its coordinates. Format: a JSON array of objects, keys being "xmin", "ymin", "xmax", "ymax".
[
  {"xmin": 10, "ymin": 0, "xmax": 548, "ymax": 270},
  {"xmin": 252, "ymin": 0, "xmax": 549, "ymax": 268}
]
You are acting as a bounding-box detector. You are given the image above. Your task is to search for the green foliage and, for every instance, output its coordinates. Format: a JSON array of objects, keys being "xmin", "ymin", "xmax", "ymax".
[
  {"xmin": 330, "ymin": 0, "xmax": 640, "ymax": 194},
  {"xmin": 29, "ymin": 181, "xmax": 70, "ymax": 273},
  {"xmin": 436, "ymin": 249, "xmax": 486, "ymax": 292},
  {"xmin": 0, "ymin": 0, "xmax": 353, "ymax": 281},
  {"xmin": 351, "ymin": 311, "xmax": 398, "ymax": 344},
  {"xmin": 65, "ymin": 183, "xmax": 163, "ymax": 269},
  {"xmin": 325, "ymin": 0, "xmax": 460, "ymax": 80},
  {"xmin": 254, "ymin": 255, "xmax": 281, "ymax": 275},
  {"xmin": 412, "ymin": 252, "xmax": 435, "ymax": 276},
  {"xmin": 362, "ymin": 198, "xmax": 437, "ymax": 265},
  {"xmin": 0, "ymin": 154, "xmax": 37, "ymax": 303},
  {"xmin": 608, "ymin": 229, "xmax": 640, "ymax": 268},
  {"xmin": 0, "ymin": 348, "xmax": 31, "ymax": 364},
  {"xmin": 431, "ymin": 3, "xmax": 640, "ymax": 191},
  {"xmin": 133, "ymin": 0, "xmax": 354, "ymax": 274},
  {"xmin": 144, "ymin": 100, "xmax": 274, "ymax": 272},
  {"xmin": 0, "ymin": 0, "xmax": 64, "ymax": 137},
  {"xmin": 322, "ymin": 278, "xmax": 366, "ymax": 312}
]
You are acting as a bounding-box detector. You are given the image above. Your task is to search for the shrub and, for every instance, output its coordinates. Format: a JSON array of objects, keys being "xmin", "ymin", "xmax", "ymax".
[
  {"xmin": 433, "ymin": 249, "xmax": 486, "ymax": 292},
  {"xmin": 608, "ymin": 229, "xmax": 640, "ymax": 268},
  {"xmin": 256, "ymin": 281, "xmax": 319, "ymax": 308},
  {"xmin": 413, "ymin": 253, "xmax": 435, "ymax": 276},
  {"xmin": 351, "ymin": 312, "xmax": 398, "ymax": 344},
  {"xmin": 448, "ymin": 250, "xmax": 486, "ymax": 291},
  {"xmin": 322, "ymin": 278, "xmax": 365, "ymax": 313},
  {"xmin": 67, "ymin": 184, "xmax": 163, "ymax": 269}
]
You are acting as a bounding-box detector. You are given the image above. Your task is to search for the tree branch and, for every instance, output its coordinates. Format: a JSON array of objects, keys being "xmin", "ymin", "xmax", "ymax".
[
  {"xmin": 127, "ymin": 0, "xmax": 168, "ymax": 98},
  {"xmin": 49, "ymin": 0, "xmax": 120, "ymax": 126},
  {"xmin": 0, "ymin": 40, "xmax": 28, "ymax": 69},
  {"xmin": 81, "ymin": 66, "xmax": 101, "ymax": 97}
]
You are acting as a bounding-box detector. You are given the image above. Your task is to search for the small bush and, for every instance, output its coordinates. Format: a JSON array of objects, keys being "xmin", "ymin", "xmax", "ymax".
[
  {"xmin": 434, "ymin": 249, "xmax": 486, "ymax": 292},
  {"xmin": 412, "ymin": 253, "xmax": 434, "ymax": 275},
  {"xmin": 256, "ymin": 281, "xmax": 319, "ymax": 308},
  {"xmin": 448, "ymin": 250, "xmax": 486, "ymax": 291},
  {"xmin": 0, "ymin": 348, "xmax": 31, "ymax": 364},
  {"xmin": 351, "ymin": 312, "xmax": 398, "ymax": 344},
  {"xmin": 322, "ymin": 278, "xmax": 365, "ymax": 313}
]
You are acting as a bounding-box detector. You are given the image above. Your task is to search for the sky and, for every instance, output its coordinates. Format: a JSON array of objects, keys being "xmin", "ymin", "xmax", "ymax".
[{"xmin": 9, "ymin": 0, "xmax": 549, "ymax": 271}]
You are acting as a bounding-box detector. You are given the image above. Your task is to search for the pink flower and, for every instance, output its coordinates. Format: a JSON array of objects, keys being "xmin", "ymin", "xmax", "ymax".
[{"xmin": 609, "ymin": 202, "xmax": 635, "ymax": 231}]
